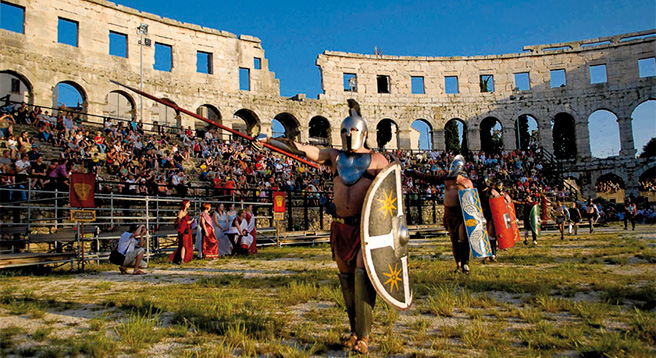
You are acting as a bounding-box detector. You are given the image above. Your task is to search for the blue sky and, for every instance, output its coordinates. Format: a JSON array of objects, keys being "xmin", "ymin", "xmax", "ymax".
[{"xmin": 39, "ymin": 1, "xmax": 656, "ymax": 153}]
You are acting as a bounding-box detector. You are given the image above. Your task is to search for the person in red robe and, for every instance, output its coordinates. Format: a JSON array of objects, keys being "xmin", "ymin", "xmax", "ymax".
[
  {"xmin": 170, "ymin": 200, "xmax": 194, "ymax": 264},
  {"xmin": 200, "ymin": 202, "xmax": 219, "ymax": 259},
  {"xmin": 245, "ymin": 204, "xmax": 257, "ymax": 254}
]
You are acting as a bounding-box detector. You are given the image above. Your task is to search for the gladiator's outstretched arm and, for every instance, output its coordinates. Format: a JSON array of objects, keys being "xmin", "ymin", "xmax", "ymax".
[
  {"xmin": 405, "ymin": 170, "xmax": 445, "ymax": 185},
  {"xmin": 110, "ymin": 80, "xmax": 319, "ymax": 169}
]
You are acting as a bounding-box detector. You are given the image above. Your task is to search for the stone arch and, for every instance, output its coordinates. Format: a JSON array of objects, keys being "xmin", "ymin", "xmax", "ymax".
[
  {"xmin": 105, "ymin": 90, "xmax": 135, "ymax": 121},
  {"xmin": 411, "ymin": 118, "xmax": 433, "ymax": 150},
  {"xmin": 150, "ymin": 97, "xmax": 179, "ymax": 129},
  {"xmin": 376, "ymin": 118, "xmax": 399, "ymax": 149},
  {"xmin": 631, "ymin": 100, "xmax": 656, "ymax": 158},
  {"xmin": 552, "ymin": 112, "xmax": 577, "ymax": 159},
  {"xmin": 273, "ymin": 112, "xmax": 301, "ymax": 140},
  {"xmin": 308, "ymin": 115, "xmax": 331, "ymax": 145},
  {"xmin": 234, "ymin": 108, "xmax": 261, "ymax": 137},
  {"xmin": 195, "ymin": 104, "xmax": 222, "ymax": 138},
  {"xmin": 515, "ymin": 114, "xmax": 539, "ymax": 151},
  {"xmin": 54, "ymin": 80, "xmax": 87, "ymax": 112},
  {"xmin": 0, "ymin": 70, "xmax": 33, "ymax": 104},
  {"xmin": 587, "ymin": 109, "xmax": 621, "ymax": 159},
  {"xmin": 444, "ymin": 118, "xmax": 468, "ymax": 154},
  {"xmin": 480, "ymin": 116, "xmax": 503, "ymax": 155},
  {"xmin": 636, "ymin": 163, "xmax": 656, "ymax": 183}
]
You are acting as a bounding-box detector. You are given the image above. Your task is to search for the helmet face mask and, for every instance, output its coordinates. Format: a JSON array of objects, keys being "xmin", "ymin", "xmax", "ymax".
[
  {"xmin": 447, "ymin": 154, "xmax": 465, "ymax": 179},
  {"xmin": 340, "ymin": 115, "xmax": 368, "ymax": 152}
]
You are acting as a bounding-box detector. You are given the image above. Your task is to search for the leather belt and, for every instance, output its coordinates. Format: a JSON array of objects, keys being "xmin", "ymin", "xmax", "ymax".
[{"xmin": 334, "ymin": 216, "xmax": 360, "ymax": 226}]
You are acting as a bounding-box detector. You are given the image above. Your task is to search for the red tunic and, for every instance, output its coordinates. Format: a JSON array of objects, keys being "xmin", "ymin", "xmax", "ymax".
[
  {"xmin": 170, "ymin": 214, "xmax": 194, "ymax": 263},
  {"xmin": 201, "ymin": 211, "xmax": 219, "ymax": 259},
  {"xmin": 246, "ymin": 212, "xmax": 257, "ymax": 254}
]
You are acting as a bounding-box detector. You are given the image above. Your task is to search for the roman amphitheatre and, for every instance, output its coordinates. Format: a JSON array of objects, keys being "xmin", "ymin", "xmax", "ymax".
[{"xmin": 0, "ymin": 0, "xmax": 654, "ymax": 357}]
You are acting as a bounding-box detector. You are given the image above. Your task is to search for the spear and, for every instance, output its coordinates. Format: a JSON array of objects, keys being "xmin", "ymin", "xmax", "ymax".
[{"xmin": 110, "ymin": 80, "xmax": 320, "ymax": 169}]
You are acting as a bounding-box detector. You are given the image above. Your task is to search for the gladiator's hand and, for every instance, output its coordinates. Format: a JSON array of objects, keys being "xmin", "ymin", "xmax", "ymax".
[{"xmin": 266, "ymin": 137, "xmax": 306, "ymax": 157}]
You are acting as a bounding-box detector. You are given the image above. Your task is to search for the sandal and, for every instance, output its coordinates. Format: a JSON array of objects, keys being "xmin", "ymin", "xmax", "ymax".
[
  {"xmin": 119, "ymin": 266, "xmax": 128, "ymax": 275},
  {"xmin": 341, "ymin": 332, "xmax": 358, "ymax": 348},
  {"xmin": 462, "ymin": 264, "xmax": 470, "ymax": 275},
  {"xmin": 352, "ymin": 337, "xmax": 369, "ymax": 354},
  {"xmin": 133, "ymin": 270, "xmax": 147, "ymax": 275}
]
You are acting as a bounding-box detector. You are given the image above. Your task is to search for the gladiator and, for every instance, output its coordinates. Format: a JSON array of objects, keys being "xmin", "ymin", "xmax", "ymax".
[
  {"xmin": 479, "ymin": 179, "xmax": 511, "ymax": 263},
  {"xmin": 408, "ymin": 155, "xmax": 473, "ymax": 274},
  {"xmin": 263, "ymin": 99, "xmax": 387, "ymax": 354}
]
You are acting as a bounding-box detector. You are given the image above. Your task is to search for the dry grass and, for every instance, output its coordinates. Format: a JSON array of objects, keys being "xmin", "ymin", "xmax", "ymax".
[{"xmin": 0, "ymin": 224, "xmax": 654, "ymax": 357}]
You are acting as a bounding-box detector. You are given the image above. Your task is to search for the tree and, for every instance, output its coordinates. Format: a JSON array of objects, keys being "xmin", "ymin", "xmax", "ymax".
[
  {"xmin": 517, "ymin": 115, "xmax": 530, "ymax": 150},
  {"xmin": 552, "ymin": 114, "xmax": 577, "ymax": 159},
  {"xmin": 640, "ymin": 137, "xmax": 656, "ymax": 158},
  {"xmin": 445, "ymin": 120, "xmax": 461, "ymax": 154}
]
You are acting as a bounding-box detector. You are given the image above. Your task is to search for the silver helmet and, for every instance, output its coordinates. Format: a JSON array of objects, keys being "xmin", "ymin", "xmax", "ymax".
[
  {"xmin": 447, "ymin": 154, "xmax": 465, "ymax": 178},
  {"xmin": 341, "ymin": 99, "xmax": 368, "ymax": 151}
]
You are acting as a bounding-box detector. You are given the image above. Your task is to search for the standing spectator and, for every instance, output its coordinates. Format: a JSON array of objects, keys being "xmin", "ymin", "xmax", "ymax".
[
  {"xmin": 170, "ymin": 200, "xmax": 195, "ymax": 264},
  {"xmin": 554, "ymin": 199, "xmax": 569, "ymax": 240},
  {"xmin": 213, "ymin": 202, "xmax": 232, "ymax": 257},
  {"xmin": 200, "ymin": 203, "xmax": 218, "ymax": 259},
  {"xmin": 568, "ymin": 202, "xmax": 582, "ymax": 236},
  {"xmin": 245, "ymin": 204, "xmax": 257, "ymax": 254},
  {"xmin": 624, "ymin": 199, "xmax": 637, "ymax": 231},
  {"xmin": 586, "ymin": 199, "xmax": 600, "ymax": 233}
]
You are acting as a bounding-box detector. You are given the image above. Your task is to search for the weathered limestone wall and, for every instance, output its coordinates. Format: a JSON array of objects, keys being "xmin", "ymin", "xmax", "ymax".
[{"xmin": 0, "ymin": 0, "xmax": 655, "ymax": 197}]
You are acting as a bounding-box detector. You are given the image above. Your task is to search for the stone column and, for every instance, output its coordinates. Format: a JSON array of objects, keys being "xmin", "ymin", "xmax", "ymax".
[
  {"xmin": 539, "ymin": 120, "xmax": 554, "ymax": 153},
  {"xmin": 576, "ymin": 120, "xmax": 592, "ymax": 159},
  {"xmin": 467, "ymin": 127, "xmax": 481, "ymax": 152},
  {"xmin": 617, "ymin": 117, "xmax": 637, "ymax": 158},
  {"xmin": 502, "ymin": 126, "xmax": 517, "ymax": 151},
  {"xmin": 332, "ymin": 126, "xmax": 343, "ymax": 149},
  {"xmin": 397, "ymin": 129, "xmax": 412, "ymax": 150},
  {"xmin": 434, "ymin": 128, "xmax": 445, "ymax": 151}
]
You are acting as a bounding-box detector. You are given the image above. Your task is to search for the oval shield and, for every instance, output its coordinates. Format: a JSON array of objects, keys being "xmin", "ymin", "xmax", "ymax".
[
  {"xmin": 489, "ymin": 196, "xmax": 518, "ymax": 250},
  {"xmin": 458, "ymin": 188, "xmax": 493, "ymax": 258},
  {"xmin": 360, "ymin": 162, "xmax": 412, "ymax": 310}
]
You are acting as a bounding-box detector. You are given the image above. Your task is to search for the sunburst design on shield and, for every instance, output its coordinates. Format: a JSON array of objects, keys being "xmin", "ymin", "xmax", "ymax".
[{"xmin": 361, "ymin": 162, "xmax": 412, "ymax": 310}]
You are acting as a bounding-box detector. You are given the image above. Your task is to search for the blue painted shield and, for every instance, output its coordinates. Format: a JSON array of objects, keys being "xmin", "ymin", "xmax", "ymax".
[{"xmin": 458, "ymin": 188, "xmax": 493, "ymax": 258}]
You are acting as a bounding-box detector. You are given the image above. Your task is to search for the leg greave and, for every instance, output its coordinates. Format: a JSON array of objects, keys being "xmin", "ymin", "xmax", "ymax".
[
  {"xmin": 354, "ymin": 267, "xmax": 376, "ymax": 339},
  {"xmin": 338, "ymin": 273, "xmax": 356, "ymax": 333}
]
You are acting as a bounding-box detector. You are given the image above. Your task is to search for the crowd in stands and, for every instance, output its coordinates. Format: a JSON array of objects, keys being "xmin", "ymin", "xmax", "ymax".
[
  {"xmin": 640, "ymin": 180, "xmax": 656, "ymax": 192},
  {"xmin": 1, "ymin": 101, "xmax": 654, "ymax": 226},
  {"xmin": 596, "ymin": 180, "xmax": 623, "ymax": 193}
]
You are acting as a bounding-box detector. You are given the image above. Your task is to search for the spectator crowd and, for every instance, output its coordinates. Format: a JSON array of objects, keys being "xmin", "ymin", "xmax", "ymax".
[{"xmin": 1, "ymin": 101, "xmax": 655, "ymax": 225}]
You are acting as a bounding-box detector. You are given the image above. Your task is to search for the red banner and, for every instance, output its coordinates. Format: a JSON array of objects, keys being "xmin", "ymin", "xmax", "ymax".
[
  {"xmin": 70, "ymin": 173, "xmax": 96, "ymax": 208},
  {"xmin": 273, "ymin": 191, "xmax": 285, "ymax": 213}
]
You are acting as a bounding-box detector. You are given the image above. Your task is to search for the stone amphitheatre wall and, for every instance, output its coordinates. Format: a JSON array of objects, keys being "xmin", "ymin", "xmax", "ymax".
[{"xmin": 1, "ymin": 0, "xmax": 655, "ymax": 197}]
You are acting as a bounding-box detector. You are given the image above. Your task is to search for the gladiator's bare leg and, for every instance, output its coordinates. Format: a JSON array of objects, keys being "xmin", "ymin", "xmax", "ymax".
[{"xmin": 457, "ymin": 222, "xmax": 470, "ymax": 273}]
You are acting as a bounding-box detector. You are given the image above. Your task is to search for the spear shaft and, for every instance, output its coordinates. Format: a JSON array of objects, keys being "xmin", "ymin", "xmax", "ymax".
[{"xmin": 110, "ymin": 80, "xmax": 320, "ymax": 169}]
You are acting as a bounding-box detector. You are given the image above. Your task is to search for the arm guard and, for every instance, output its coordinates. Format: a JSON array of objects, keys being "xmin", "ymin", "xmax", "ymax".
[{"xmin": 267, "ymin": 138, "xmax": 306, "ymax": 157}]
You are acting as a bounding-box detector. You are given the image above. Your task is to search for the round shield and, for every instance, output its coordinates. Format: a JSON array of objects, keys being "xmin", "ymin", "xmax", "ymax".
[{"xmin": 360, "ymin": 162, "xmax": 412, "ymax": 310}]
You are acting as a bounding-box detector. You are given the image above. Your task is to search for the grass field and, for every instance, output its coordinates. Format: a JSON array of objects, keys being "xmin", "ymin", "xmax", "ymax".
[{"xmin": 1, "ymin": 224, "xmax": 655, "ymax": 357}]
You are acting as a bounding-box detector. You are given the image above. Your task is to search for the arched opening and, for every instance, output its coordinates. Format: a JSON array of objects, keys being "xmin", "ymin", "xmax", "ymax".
[
  {"xmin": 54, "ymin": 81, "xmax": 87, "ymax": 112},
  {"xmin": 376, "ymin": 118, "xmax": 398, "ymax": 149},
  {"xmin": 552, "ymin": 113, "xmax": 577, "ymax": 159},
  {"xmin": 480, "ymin": 117, "xmax": 503, "ymax": 155},
  {"xmin": 595, "ymin": 173, "xmax": 624, "ymax": 193},
  {"xmin": 444, "ymin": 118, "xmax": 468, "ymax": 154},
  {"xmin": 515, "ymin": 114, "xmax": 539, "ymax": 151},
  {"xmin": 0, "ymin": 71, "xmax": 33, "ymax": 104},
  {"xmin": 411, "ymin": 119, "xmax": 433, "ymax": 150},
  {"xmin": 308, "ymin": 116, "xmax": 331, "ymax": 146},
  {"xmin": 105, "ymin": 90, "xmax": 135, "ymax": 121},
  {"xmin": 196, "ymin": 104, "xmax": 222, "ymax": 139},
  {"xmin": 150, "ymin": 98, "xmax": 179, "ymax": 129},
  {"xmin": 588, "ymin": 109, "xmax": 621, "ymax": 158},
  {"xmin": 631, "ymin": 100, "xmax": 656, "ymax": 158},
  {"xmin": 639, "ymin": 166, "xmax": 656, "ymax": 194},
  {"xmin": 273, "ymin": 113, "xmax": 301, "ymax": 140},
  {"xmin": 233, "ymin": 108, "xmax": 261, "ymax": 137}
]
